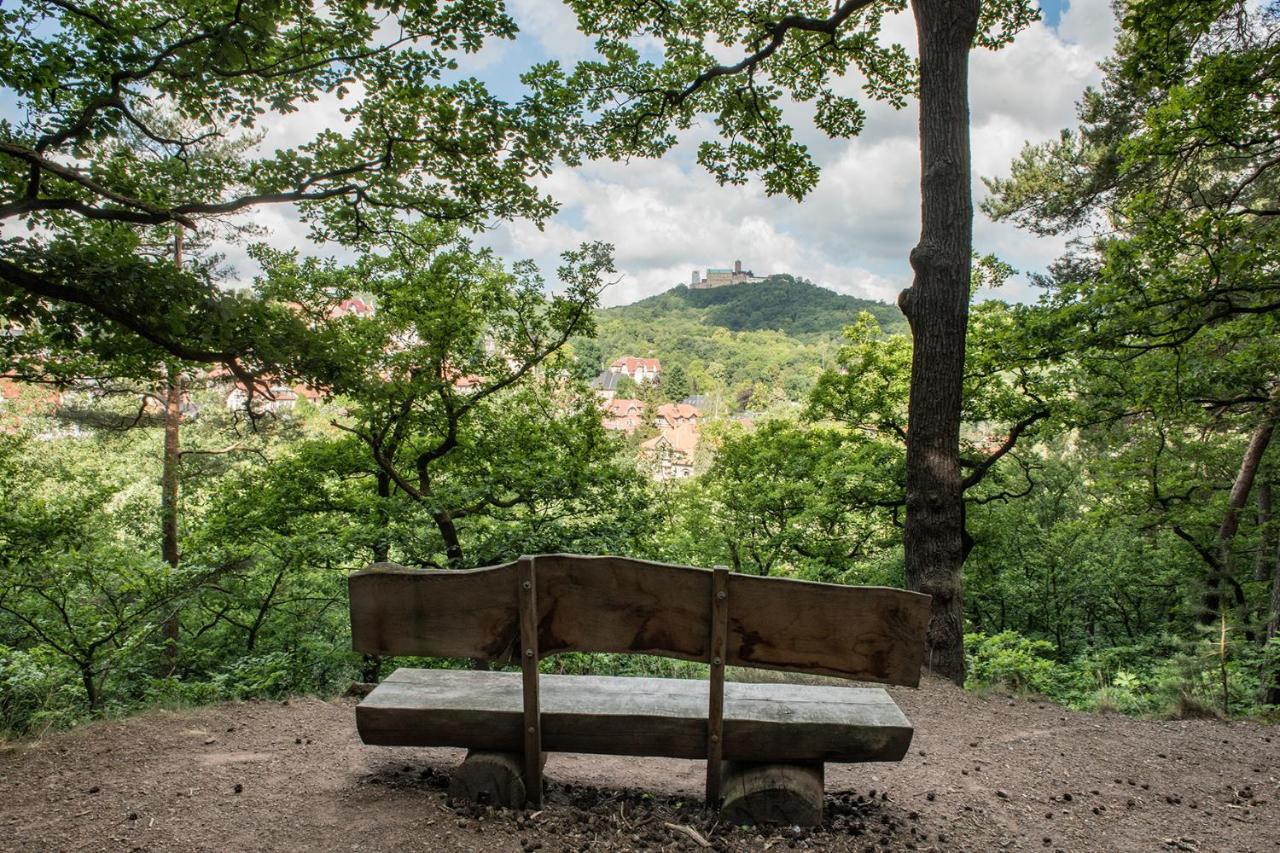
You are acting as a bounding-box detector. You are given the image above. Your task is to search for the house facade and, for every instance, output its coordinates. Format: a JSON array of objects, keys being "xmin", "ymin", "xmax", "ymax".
[
  {"xmin": 608, "ymin": 356, "xmax": 661, "ymax": 383},
  {"xmin": 602, "ymin": 398, "xmax": 646, "ymax": 434},
  {"xmin": 640, "ymin": 423, "xmax": 699, "ymax": 480},
  {"xmin": 590, "ymin": 370, "xmax": 624, "ymax": 404},
  {"xmin": 654, "ymin": 402, "xmax": 701, "ymax": 430}
]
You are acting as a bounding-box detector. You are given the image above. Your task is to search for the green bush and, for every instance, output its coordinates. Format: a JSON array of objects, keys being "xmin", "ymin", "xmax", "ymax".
[
  {"xmin": 965, "ymin": 630, "xmax": 1063, "ymax": 696},
  {"xmin": 0, "ymin": 646, "xmax": 85, "ymax": 737}
]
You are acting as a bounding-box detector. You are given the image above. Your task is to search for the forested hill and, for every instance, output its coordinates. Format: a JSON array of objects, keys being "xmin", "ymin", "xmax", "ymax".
[
  {"xmin": 606, "ymin": 274, "xmax": 905, "ymax": 340},
  {"xmin": 578, "ymin": 275, "xmax": 904, "ymax": 406}
]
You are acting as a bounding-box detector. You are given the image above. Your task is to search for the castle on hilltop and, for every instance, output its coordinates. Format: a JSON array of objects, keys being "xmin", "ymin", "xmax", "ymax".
[{"xmin": 690, "ymin": 260, "xmax": 766, "ymax": 289}]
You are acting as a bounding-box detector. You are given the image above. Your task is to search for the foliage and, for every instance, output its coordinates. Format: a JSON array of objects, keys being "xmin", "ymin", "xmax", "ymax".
[
  {"xmin": 0, "ymin": 0, "xmax": 584, "ymax": 373},
  {"xmin": 8, "ymin": 0, "xmax": 1280, "ymax": 739},
  {"xmin": 964, "ymin": 631, "xmax": 1062, "ymax": 696},
  {"xmin": 984, "ymin": 0, "xmax": 1280, "ymax": 669},
  {"xmin": 551, "ymin": 0, "xmax": 1036, "ymax": 200},
  {"xmin": 698, "ymin": 420, "xmax": 900, "ymax": 579},
  {"xmin": 587, "ymin": 275, "xmax": 904, "ymax": 411}
]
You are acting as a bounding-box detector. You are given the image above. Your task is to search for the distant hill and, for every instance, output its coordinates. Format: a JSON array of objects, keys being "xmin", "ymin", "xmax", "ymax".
[
  {"xmin": 575, "ymin": 275, "xmax": 905, "ymax": 410},
  {"xmin": 606, "ymin": 275, "xmax": 905, "ymax": 341}
]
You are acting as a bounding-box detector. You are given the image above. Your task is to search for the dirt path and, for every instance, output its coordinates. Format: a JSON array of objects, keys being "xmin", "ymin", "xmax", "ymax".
[{"xmin": 1, "ymin": 676, "xmax": 1275, "ymax": 852}]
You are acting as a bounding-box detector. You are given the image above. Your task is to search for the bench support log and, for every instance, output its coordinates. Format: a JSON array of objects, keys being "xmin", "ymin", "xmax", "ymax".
[
  {"xmin": 720, "ymin": 761, "xmax": 824, "ymax": 827},
  {"xmin": 449, "ymin": 750, "xmax": 546, "ymax": 809}
]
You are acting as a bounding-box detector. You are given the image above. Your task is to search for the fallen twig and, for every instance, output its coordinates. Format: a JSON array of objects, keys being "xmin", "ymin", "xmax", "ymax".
[{"xmin": 664, "ymin": 821, "xmax": 711, "ymax": 848}]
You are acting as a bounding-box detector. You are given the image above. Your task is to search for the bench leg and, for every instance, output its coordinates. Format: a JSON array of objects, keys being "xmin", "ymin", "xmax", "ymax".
[
  {"xmin": 448, "ymin": 750, "xmax": 545, "ymax": 809},
  {"xmin": 719, "ymin": 761, "xmax": 824, "ymax": 827}
]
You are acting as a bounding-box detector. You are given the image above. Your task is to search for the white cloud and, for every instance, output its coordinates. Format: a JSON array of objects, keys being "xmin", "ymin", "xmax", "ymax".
[
  {"xmin": 506, "ymin": 0, "xmax": 595, "ymax": 62},
  {"xmin": 1057, "ymin": 0, "xmax": 1120, "ymax": 56}
]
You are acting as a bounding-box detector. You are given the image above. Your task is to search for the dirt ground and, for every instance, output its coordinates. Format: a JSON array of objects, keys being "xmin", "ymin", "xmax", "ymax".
[{"xmin": 1, "ymin": 675, "xmax": 1276, "ymax": 852}]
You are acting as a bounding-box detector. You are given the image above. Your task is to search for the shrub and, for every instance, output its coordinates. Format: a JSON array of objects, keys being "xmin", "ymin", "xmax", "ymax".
[
  {"xmin": 0, "ymin": 646, "xmax": 85, "ymax": 737},
  {"xmin": 965, "ymin": 631, "xmax": 1062, "ymax": 696}
]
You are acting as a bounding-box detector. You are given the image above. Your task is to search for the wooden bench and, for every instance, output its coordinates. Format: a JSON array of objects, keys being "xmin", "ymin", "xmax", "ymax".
[{"xmin": 349, "ymin": 554, "xmax": 930, "ymax": 825}]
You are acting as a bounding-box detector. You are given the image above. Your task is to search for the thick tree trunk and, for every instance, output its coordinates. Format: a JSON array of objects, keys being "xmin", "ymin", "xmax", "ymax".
[
  {"xmin": 897, "ymin": 0, "xmax": 980, "ymax": 685},
  {"xmin": 1202, "ymin": 412, "xmax": 1277, "ymax": 624},
  {"xmin": 720, "ymin": 761, "xmax": 824, "ymax": 827}
]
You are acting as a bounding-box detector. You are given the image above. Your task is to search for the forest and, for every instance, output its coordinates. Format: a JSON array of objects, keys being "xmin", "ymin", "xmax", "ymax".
[{"xmin": 1, "ymin": 0, "xmax": 1279, "ymax": 749}]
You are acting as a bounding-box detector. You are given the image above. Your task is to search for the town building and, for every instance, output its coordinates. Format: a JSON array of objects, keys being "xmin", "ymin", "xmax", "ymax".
[
  {"xmin": 654, "ymin": 402, "xmax": 701, "ymax": 430},
  {"xmin": 602, "ymin": 398, "xmax": 646, "ymax": 434},
  {"xmin": 608, "ymin": 356, "xmax": 661, "ymax": 383},
  {"xmin": 590, "ymin": 370, "xmax": 624, "ymax": 404},
  {"xmin": 225, "ymin": 379, "xmax": 323, "ymax": 414},
  {"xmin": 691, "ymin": 260, "xmax": 766, "ymax": 289},
  {"xmin": 640, "ymin": 423, "xmax": 700, "ymax": 480}
]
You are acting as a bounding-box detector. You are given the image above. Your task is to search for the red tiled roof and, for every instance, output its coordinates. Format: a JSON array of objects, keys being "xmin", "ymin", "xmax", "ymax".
[
  {"xmin": 603, "ymin": 398, "xmax": 646, "ymax": 417},
  {"xmin": 641, "ymin": 423, "xmax": 700, "ymax": 455},
  {"xmin": 610, "ymin": 356, "xmax": 661, "ymax": 373},
  {"xmin": 656, "ymin": 402, "xmax": 700, "ymax": 421}
]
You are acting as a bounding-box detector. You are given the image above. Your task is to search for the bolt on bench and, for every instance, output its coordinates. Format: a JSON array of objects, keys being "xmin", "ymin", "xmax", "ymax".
[{"xmin": 349, "ymin": 554, "xmax": 930, "ymax": 826}]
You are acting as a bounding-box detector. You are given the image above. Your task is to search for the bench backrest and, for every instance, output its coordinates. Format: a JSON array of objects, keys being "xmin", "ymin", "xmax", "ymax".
[
  {"xmin": 349, "ymin": 554, "xmax": 930, "ymax": 685},
  {"xmin": 349, "ymin": 554, "xmax": 930, "ymax": 807}
]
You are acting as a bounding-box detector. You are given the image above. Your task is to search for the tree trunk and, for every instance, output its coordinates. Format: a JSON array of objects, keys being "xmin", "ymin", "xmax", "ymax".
[
  {"xmin": 80, "ymin": 661, "xmax": 98, "ymax": 711},
  {"xmin": 1267, "ymin": 554, "xmax": 1280, "ymax": 705},
  {"xmin": 1256, "ymin": 481, "xmax": 1272, "ymax": 583},
  {"xmin": 373, "ymin": 470, "xmax": 392, "ymax": 563},
  {"xmin": 433, "ymin": 510, "xmax": 464, "ymax": 568},
  {"xmin": 159, "ymin": 225, "xmax": 184, "ymax": 674},
  {"xmin": 449, "ymin": 750, "xmax": 542, "ymax": 808},
  {"xmin": 1202, "ymin": 411, "xmax": 1277, "ymax": 624},
  {"xmin": 897, "ymin": 0, "xmax": 981, "ymax": 685}
]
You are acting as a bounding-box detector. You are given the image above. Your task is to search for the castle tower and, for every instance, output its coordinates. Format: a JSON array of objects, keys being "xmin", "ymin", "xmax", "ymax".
[
  {"xmin": 734, "ymin": 259, "xmax": 742, "ymax": 274},
  {"xmin": 691, "ymin": 270, "xmax": 701, "ymax": 286}
]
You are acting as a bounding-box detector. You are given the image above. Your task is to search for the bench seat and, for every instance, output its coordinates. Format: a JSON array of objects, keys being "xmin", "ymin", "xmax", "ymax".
[{"xmin": 357, "ymin": 668, "xmax": 914, "ymax": 764}]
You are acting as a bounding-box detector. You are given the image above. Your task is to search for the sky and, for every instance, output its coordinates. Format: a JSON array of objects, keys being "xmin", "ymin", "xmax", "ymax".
[
  {"xmin": 17, "ymin": 0, "xmax": 1119, "ymax": 308},
  {"xmin": 455, "ymin": 0, "xmax": 1117, "ymax": 307}
]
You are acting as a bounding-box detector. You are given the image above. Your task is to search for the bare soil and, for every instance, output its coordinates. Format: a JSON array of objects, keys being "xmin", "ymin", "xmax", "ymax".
[{"xmin": 1, "ymin": 676, "xmax": 1276, "ymax": 852}]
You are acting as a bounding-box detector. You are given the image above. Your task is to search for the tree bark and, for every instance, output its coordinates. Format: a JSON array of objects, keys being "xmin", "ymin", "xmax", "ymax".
[
  {"xmin": 1202, "ymin": 410, "xmax": 1277, "ymax": 624},
  {"xmin": 1255, "ymin": 481, "xmax": 1272, "ymax": 583},
  {"xmin": 433, "ymin": 510, "xmax": 464, "ymax": 568},
  {"xmin": 373, "ymin": 470, "xmax": 392, "ymax": 563},
  {"xmin": 897, "ymin": 0, "xmax": 980, "ymax": 685},
  {"xmin": 80, "ymin": 661, "xmax": 98, "ymax": 711},
  {"xmin": 159, "ymin": 225, "xmax": 184, "ymax": 674}
]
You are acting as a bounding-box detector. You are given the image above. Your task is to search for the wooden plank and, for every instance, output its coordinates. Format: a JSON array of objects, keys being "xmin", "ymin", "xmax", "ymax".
[
  {"xmin": 726, "ymin": 573, "xmax": 931, "ymax": 687},
  {"xmin": 531, "ymin": 554, "xmax": 712, "ymax": 661},
  {"xmin": 705, "ymin": 567, "xmax": 729, "ymax": 805},
  {"xmin": 517, "ymin": 556, "xmax": 543, "ymax": 807},
  {"xmin": 348, "ymin": 555, "xmax": 931, "ymax": 686},
  {"xmin": 348, "ymin": 561, "xmax": 518, "ymax": 660},
  {"xmin": 357, "ymin": 669, "xmax": 914, "ymax": 763}
]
